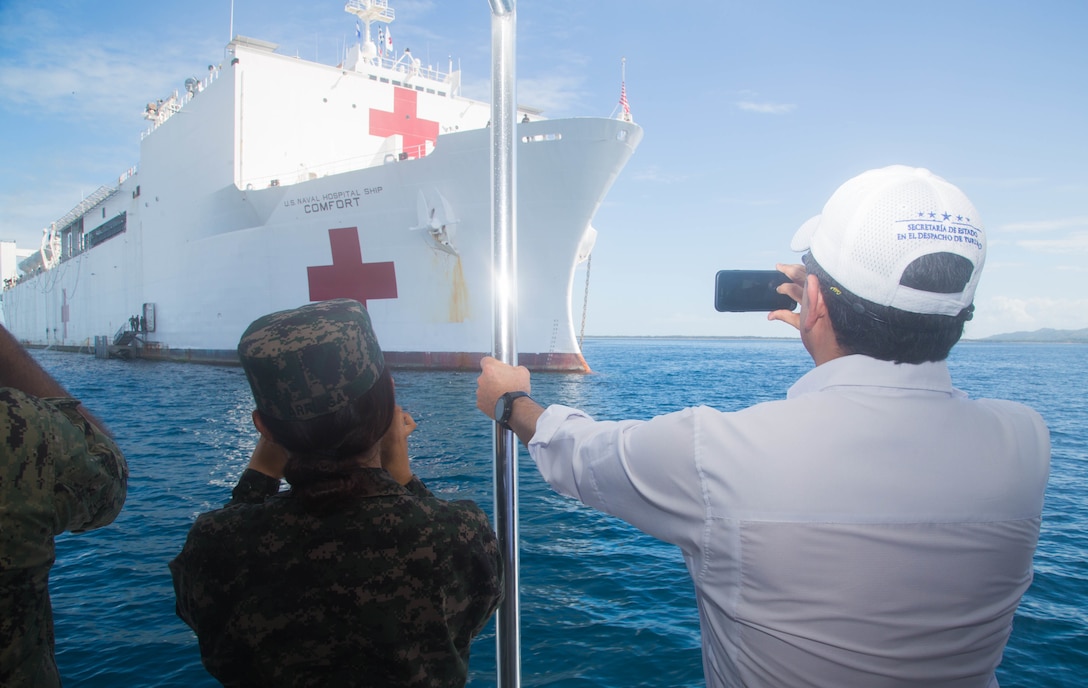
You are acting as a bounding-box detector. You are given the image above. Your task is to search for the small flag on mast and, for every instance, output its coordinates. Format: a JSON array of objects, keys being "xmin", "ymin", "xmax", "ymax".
[
  {"xmin": 378, "ymin": 28, "xmax": 385, "ymax": 56},
  {"xmin": 618, "ymin": 58, "xmax": 632, "ymax": 122},
  {"xmin": 386, "ymin": 28, "xmax": 394, "ymax": 56}
]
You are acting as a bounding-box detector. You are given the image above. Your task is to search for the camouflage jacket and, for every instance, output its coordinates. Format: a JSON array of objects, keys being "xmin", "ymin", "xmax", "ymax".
[
  {"xmin": 170, "ymin": 467, "xmax": 503, "ymax": 687},
  {"xmin": 0, "ymin": 389, "xmax": 128, "ymax": 688}
]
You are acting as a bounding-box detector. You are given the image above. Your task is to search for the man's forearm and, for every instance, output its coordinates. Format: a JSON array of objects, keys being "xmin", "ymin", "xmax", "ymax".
[
  {"xmin": 508, "ymin": 397, "xmax": 545, "ymax": 446},
  {"xmin": 0, "ymin": 324, "xmax": 69, "ymax": 396},
  {"xmin": 0, "ymin": 324, "xmax": 112, "ymax": 435}
]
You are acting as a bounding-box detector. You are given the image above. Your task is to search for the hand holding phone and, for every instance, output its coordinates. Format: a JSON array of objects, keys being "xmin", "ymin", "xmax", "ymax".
[{"xmin": 714, "ymin": 270, "xmax": 797, "ymax": 312}]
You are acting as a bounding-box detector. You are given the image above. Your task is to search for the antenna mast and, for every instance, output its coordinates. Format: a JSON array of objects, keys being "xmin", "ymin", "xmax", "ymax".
[{"xmin": 345, "ymin": 0, "xmax": 395, "ymax": 47}]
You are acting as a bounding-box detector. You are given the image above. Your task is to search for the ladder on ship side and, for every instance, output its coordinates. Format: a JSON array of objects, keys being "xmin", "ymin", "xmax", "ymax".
[
  {"xmin": 109, "ymin": 326, "xmax": 144, "ymax": 360},
  {"xmin": 579, "ymin": 254, "xmax": 592, "ymax": 349}
]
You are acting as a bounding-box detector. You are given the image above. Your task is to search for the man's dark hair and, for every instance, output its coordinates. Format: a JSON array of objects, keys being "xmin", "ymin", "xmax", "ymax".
[
  {"xmin": 802, "ymin": 253, "xmax": 975, "ymax": 364},
  {"xmin": 257, "ymin": 368, "xmax": 396, "ymax": 507}
]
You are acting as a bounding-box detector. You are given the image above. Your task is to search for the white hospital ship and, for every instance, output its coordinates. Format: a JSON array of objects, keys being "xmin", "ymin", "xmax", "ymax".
[{"xmin": 1, "ymin": 0, "xmax": 641, "ymax": 371}]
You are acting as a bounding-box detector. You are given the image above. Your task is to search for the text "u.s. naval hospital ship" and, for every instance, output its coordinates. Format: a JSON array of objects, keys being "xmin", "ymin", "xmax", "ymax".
[{"xmin": 1, "ymin": 0, "xmax": 641, "ymax": 372}]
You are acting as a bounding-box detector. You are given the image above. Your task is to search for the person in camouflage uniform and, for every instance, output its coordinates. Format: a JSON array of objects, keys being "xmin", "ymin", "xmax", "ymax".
[
  {"xmin": 170, "ymin": 299, "xmax": 502, "ymax": 687},
  {"xmin": 0, "ymin": 324, "xmax": 128, "ymax": 688}
]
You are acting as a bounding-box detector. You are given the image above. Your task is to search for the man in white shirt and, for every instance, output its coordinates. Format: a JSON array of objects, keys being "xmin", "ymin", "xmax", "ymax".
[{"xmin": 476, "ymin": 165, "xmax": 1050, "ymax": 687}]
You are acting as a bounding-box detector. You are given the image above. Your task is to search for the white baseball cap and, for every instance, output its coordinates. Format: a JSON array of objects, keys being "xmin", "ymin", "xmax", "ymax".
[{"xmin": 790, "ymin": 165, "xmax": 985, "ymax": 316}]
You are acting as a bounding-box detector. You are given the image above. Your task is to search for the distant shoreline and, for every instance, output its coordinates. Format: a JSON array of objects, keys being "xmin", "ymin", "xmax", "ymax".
[
  {"xmin": 583, "ymin": 335, "xmax": 797, "ymax": 341},
  {"xmin": 583, "ymin": 334, "xmax": 1088, "ymax": 344}
]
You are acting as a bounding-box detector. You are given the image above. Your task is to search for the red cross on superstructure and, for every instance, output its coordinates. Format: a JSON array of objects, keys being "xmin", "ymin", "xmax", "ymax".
[
  {"xmin": 307, "ymin": 227, "xmax": 398, "ymax": 307},
  {"xmin": 369, "ymin": 87, "xmax": 439, "ymax": 160}
]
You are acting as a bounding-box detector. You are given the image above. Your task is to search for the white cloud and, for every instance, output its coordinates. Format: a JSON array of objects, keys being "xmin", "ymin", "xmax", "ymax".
[
  {"xmin": 0, "ymin": 49, "xmax": 163, "ymax": 119},
  {"xmin": 1055, "ymin": 182, "xmax": 1088, "ymax": 194},
  {"xmin": 999, "ymin": 216, "xmax": 1088, "ymax": 233},
  {"xmin": 971, "ymin": 295, "xmax": 1088, "ymax": 336},
  {"xmin": 516, "ymin": 74, "xmax": 587, "ymax": 115},
  {"xmin": 736, "ymin": 101, "xmax": 796, "ymax": 115},
  {"xmin": 716, "ymin": 196, "xmax": 783, "ymax": 207},
  {"xmin": 958, "ymin": 176, "xmax": 1046, "ymax": 189},
  {"xmin": 632, "ymin": 164, "xmax": 688, "ymax": 184},
  {"xmin": 0, "ymin": 11, "xmax": 219, "ymax": 123},
  {"xmin": 1015, "ymin": 231, "xmax": 1088, "ymax": 253}
]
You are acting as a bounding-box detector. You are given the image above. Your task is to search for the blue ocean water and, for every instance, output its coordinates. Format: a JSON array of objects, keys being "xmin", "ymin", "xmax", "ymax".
[{"xmin": 32, "ymin": 338, "xmax": 1088, "ymax": 687}]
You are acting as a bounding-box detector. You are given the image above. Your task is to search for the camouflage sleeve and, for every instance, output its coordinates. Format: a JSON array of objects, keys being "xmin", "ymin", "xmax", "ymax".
[
  {"xmin": 227, "ymin": 468, "xmax": 282, "ymax": 505},
  {"xmin": 0, "ymin": 390, "xmax": 127, "ymax": 542},
  {"xmin": 443, "ymin": 502, "xmax": 504, "ymax": 651},
  {"xmin": 170, "ymin": 471, "xmax": 278, "ymax": 636},
  {"xmin": 42, "ymin": 397, "xmax": 128, "ymax": 534},
  {"xmin": 169, "ymin": 511, "xmax": 241, "ymax": 645}
]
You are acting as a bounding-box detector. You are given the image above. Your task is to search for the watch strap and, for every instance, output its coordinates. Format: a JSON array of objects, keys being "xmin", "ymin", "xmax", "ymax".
[{"xmin": 496, "ymin": 391, "xmax": 530, "ymax": 429}]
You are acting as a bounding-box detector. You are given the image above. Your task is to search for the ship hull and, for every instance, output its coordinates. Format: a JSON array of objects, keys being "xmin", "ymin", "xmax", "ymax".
[{"xmin": 2, "ymin": 121, "xmax": 641, "ymax": 372}]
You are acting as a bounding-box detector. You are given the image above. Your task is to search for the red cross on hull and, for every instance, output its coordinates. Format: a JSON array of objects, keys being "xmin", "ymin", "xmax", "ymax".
[{"xmin": 307, "ymin": 227, "xmax": 398, "ymax": 308}]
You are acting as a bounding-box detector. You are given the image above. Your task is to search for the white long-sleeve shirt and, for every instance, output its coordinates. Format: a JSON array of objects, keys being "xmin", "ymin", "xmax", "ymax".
[{"xmin": 528, "ymin": 355, "xmax": 1050, "ymax": 687}]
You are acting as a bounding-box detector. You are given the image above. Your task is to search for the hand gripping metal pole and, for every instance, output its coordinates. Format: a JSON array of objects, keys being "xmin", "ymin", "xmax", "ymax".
[{"xmin": 488, "ymin": 1, "xmax": 520, "ymax": 686}]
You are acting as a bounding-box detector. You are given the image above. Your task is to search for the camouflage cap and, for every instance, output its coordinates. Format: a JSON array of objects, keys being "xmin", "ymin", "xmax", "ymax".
[{"xmin": 237, "ymin": 299, "xmax": 385, "ymax": 421}]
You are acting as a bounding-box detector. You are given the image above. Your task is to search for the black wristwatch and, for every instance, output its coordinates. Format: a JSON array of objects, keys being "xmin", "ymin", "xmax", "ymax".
[{"xmin": 494, "ymin": 391, "xmax": 530, "ymax": 430}]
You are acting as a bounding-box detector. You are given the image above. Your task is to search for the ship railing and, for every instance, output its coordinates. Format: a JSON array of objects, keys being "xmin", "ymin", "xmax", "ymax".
[
  {"xmin": 241, "ymin": 140, "xmax": 433, "ymax": 189},
  {"xmin": 367, "ymin": 51, "xmax": 452, "ymax": 91},
  {"xmin": 50, "ymin": 185, "xmax": 118, "ymax": 234},
  {"xmin": 140, "ymin": 66, "xmax": 220, "ymax": 141},
  {"xmin": 398, "ymin": 142, "xmax": 430, "ymax": 159},
  {"xmin": 377, "ymin": 143, "xmax": 429, "ymax": 164},
  {"xmin": 20, "ymin": 185, "xmax": 123, "ymax": 273},
  {"xmin": 118, "ymin": 166, "xmax": 138, "ymax": 185}
]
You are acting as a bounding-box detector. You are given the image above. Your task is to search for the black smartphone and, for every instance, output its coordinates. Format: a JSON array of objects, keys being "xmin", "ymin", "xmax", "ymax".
[{"xmin": 714, "ymin": 270, "xmax": 797, "ymax": 312}]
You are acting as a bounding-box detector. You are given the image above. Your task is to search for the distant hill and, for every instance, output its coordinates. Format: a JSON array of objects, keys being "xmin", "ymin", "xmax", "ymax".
[{"xmin": 974, "ymin": 327, "xmax": 1088, "ymax": 343}]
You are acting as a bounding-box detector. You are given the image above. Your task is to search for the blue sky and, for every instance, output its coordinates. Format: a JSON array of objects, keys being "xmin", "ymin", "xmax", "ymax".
[{"xmin": 1, "ymin": 0, "xmax": 1085, "ymax": 339}]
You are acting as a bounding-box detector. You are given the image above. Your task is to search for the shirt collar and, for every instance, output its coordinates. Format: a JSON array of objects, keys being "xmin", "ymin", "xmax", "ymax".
[
  {"xmin": 354, "ymin": 467, "xmax": 412, "ymax": 496},
  {"xmin": 787, "ymin": 354, "xmax": 961, "ymax": 399},
  {"xmin": 288, "ymin": 467, "xmax": 409, "ymax": 500}
]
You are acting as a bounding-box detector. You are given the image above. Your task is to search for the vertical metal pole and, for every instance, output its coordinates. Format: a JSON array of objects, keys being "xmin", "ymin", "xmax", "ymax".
[{"xmin": 488, "ymin": 1, "xmax": 520, "ymax": 686}]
